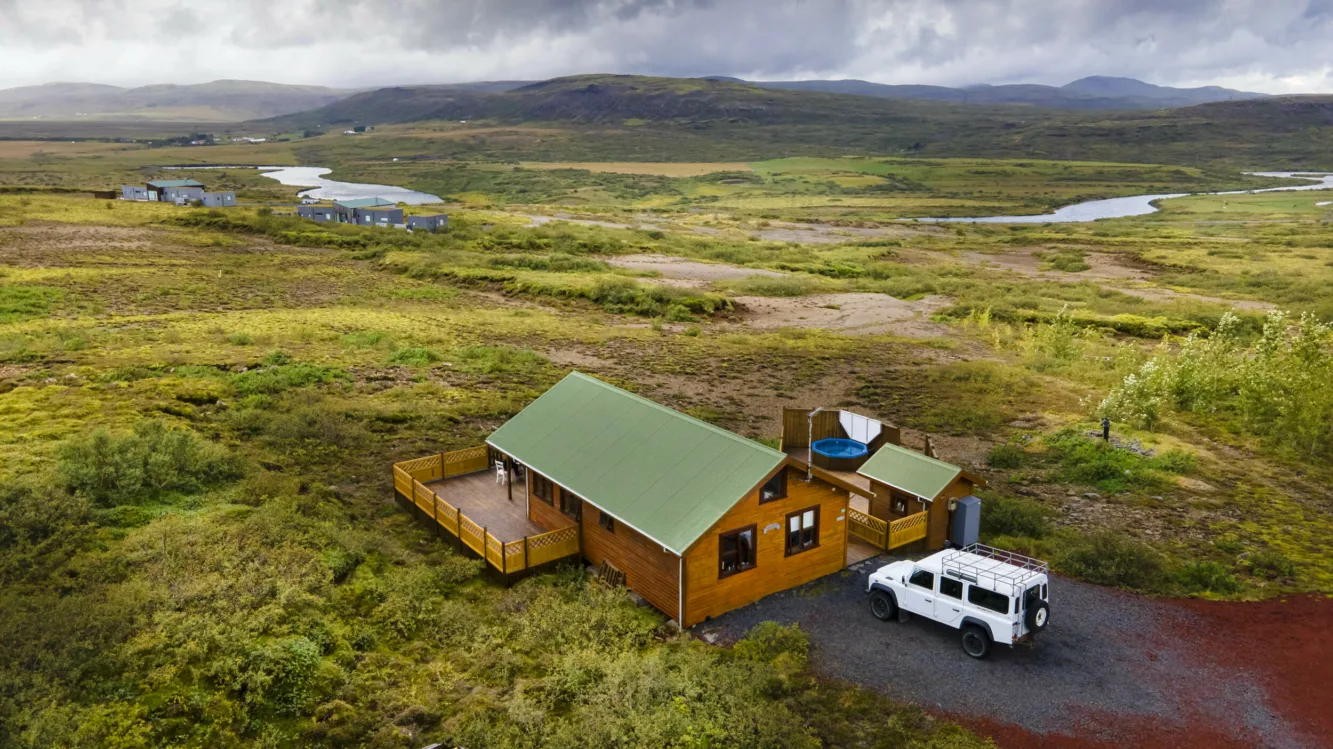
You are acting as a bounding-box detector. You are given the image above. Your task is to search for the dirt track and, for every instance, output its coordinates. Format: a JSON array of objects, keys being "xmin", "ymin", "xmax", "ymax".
[{"xmin": 700, "ymin": 559, "xmax": 1331, "ymax": 749}]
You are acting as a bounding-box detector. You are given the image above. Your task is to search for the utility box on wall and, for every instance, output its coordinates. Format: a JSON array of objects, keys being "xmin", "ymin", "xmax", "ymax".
[{"xmin": 951, "ymin": 495, "xmax": 981, "ymax": 548}]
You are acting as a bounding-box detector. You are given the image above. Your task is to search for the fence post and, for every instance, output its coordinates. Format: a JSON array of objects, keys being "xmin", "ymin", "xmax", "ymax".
[
  {"xmin": 439, "ymin": 452, "xmax": 446, "ymax": 479},
  {"xmin": 524, "ymin": 536, "xmax": 530, "ymax": 571}
]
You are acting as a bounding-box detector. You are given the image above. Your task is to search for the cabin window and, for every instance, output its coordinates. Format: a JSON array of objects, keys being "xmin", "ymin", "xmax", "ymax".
[
  {"xmin": 908, "ymin": 568, "xmax": 934, "ymax": 590},
  {"xmin": 718, "ymin": 525, "xmax": 757, "ymax": 578},
  {"xmin": 759, "ymin": 469, "xmax": 787, "ymax": 503},
  {"xmin": 967, "ymin": 585, "xmax": 1010, "ymax": 615},
  {"xmin": 939, "ymin": 577, "xmax": 963, "ymax": 599},
  {"xmin": 599, "ymin": 511, "xmax": 615, "ymax": 533},
  {"xmin": 559, "ymin": 489, "xmax": 584, "ymax": 521},
  {"xmin": 785, "ymin": 506, "xmax": 819, "ymax": 555},
  {"xmin": 531, "ymin": 474, "xmax": 553, "ymax": 504}
]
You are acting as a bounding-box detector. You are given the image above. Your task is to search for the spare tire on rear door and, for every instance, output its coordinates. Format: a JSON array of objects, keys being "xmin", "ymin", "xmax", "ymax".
[{"xmin": 1026, "ymin": 599, "xmax": 1050, "ymax": 633}]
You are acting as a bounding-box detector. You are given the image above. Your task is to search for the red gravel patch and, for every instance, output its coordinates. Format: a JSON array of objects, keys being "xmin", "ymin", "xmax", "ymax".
[{"xmin": 1170, "ymin": 594, "xmax": 1333, "ymax": 747}]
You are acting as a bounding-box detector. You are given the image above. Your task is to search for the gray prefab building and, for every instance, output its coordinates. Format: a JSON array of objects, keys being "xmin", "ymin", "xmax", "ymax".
[
  {"xmin": 298, "ymin": 205, "xmax": 335, "ymax": 222},
  {"xmin": 163, "ymin": 186, "xmax": 205, "ymax": 204},
  {"xmin": 355, "ymin": 207, "xmax": 405, "ymax": 226},
  {"xmin": 200, "ymin": 192, "xmax": 236, "ymax": 207},
  {"xmin": 406, "ymin": 214, "xmax": 449, "ymax": 231},
  {"xmin": 121, "ymin": 185, "xmax": 152, "ymax": 201}
]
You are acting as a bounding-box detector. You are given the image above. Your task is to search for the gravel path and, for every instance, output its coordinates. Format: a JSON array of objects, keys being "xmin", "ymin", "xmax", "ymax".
[{"xmin": 697, "ymin": 556, "xmax": 1313, "ymax": 748}]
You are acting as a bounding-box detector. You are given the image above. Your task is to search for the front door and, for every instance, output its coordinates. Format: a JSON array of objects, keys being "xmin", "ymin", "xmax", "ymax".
[{"xmin": 901, "ymin": 567, "xmax": 935, "ymax": 616}]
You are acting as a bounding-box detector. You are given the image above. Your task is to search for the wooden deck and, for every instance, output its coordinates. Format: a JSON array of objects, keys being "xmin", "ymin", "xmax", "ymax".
[
  {"xmin": 846, "ymin": 538, "xmax": 883, "ymax": 566},
  {"xmin": 426, "ymin": 471, "xmax": 544, "ymax": 542},
  {"xmin": 786, "ymin": 446, "xmax": 873, "ymax": 494}
]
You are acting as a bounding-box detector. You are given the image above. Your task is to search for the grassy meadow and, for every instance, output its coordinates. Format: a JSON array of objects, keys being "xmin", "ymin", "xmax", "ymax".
[{"xmin": 2, "ymin": 122, "xmax": 1333, "ymax": 747}]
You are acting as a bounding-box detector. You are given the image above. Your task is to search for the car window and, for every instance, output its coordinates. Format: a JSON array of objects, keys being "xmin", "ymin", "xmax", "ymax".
[
  {"xmin": 939, "ymin": 577, "xmax": 963, "ymax": 599},
  {"xmin": 908, "ymin": 569, "xmax": 934, "ymax": 590},
  {"xmin": 966, "ymin": 585, "xmax": 1010, "ymax": 615}
]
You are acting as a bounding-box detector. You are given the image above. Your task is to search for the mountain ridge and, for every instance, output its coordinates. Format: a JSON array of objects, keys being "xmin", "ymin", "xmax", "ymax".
[{"xmin": 0, "ymin": 79, "xmax": 358, "ymax": 122}]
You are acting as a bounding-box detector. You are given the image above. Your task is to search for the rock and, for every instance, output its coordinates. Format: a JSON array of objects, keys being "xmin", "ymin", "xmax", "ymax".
[
  {"xmin": 627, "ymin": 591, "xmax": 650, "ymax": 607},
  {"xmin": 1082, "ymin": 492, "xmax": 1101, "ymax": 500},
  {"xmin": 701, "ymin": 631, "xmax": 720, "ymax": 645}
]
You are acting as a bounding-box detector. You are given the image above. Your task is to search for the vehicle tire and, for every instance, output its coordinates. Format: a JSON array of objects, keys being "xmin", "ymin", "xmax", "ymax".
[
  {"xmin": 869, "ymin": 590, "xmax": 897, "ymax": 621},
  {"xmin": 961, "ymin": 625, "xmax": 991, "ymax": 659},
  {"xmin": 1026, "ymin": 600, "xmax": 1050, "ymax": 633}
]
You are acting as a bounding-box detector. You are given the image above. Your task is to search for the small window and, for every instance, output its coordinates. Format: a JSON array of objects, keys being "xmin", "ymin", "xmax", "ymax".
[
  {"xmin": 719, "ymin": 525, "xmax": 757, "ymax": 577},
  {"xmin": 559, "ymin": 489, "xmax": 583, "ymax": 521},
  {"xmin": 531, "ymin": 474, "xmax": 553, "ymax": 504},
  {"xmin": 785, "ymin": 506, "xmax": 819, "ymax": 555},
  {"xmin": 760, "ymin": 469, "xmax": 787, "ymax": 503},
  {"xmin": 598, "ymin": 510, "xmax": 615, "ymax": 533},
  {"xmin": 939, "ymin": 577, "xmax": 963, "ymax": 599},
  {"xmin": 967, "ymin": 585, "xmax": 1010, "ymax": 615},
  {"xmin": 908, "ymin": 568, "xmax": 934, "ymax": 590}
]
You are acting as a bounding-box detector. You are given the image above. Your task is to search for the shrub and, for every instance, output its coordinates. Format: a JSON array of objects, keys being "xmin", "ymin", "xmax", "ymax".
[
  {"xmin": 232, "ymin": 363, "xmax": 345, "ymax": 396},
  {"xmin": 1055, "ymin": 531, "xmax": 1167, "ymax": 591},
  {"xmin": 1246, "ymin": 549, "xmax": 1296, "ymax": 580},
  {"xmin": 1044, "ymin": 429, "xmax": 1164, "ymax": 494},
  {"xmin": 1150, "ymin": 449, "xmax": 1198, "ymax": 474},
  {"xmin": 452, "ymin": 344, "xmax": 546, "ymax": 375},
  {"xmin": 1176, "ymin": 561, "xmax": 1241, "ymax": 595},
  {"xmin": 57, "ymin": 421, "xmax": 245, "ymax": 506},
  {"xmin": 980, "ymin": 495, "xmax": 1053, "ymax": 539},
  {"xmin": 386, "ymin": 346, "xmax": 442, "ymax": 366},
  {"xmin": 728, "ymin": 274, "xmax": 818, "ymax": 297},
  {"xmin": 733, "ymin": 622, "xmax": 809, "ymax": 667},
  {"xmin": 986, "ymin": 444, "xmax": 1026, "ymax": 469}
]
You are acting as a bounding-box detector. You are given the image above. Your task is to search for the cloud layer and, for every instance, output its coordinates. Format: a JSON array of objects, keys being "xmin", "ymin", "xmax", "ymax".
[{"xmin": 0, "ymin": 0, "xmax": 1329, "ymax": 93}]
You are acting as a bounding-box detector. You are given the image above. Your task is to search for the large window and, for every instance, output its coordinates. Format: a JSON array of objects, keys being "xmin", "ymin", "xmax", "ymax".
[
  {"xmin": 760, "ymin": 469, "xmax": 787, "ymax": 503},
  {"xmin": 531, "ymin": 474, "xmax": 553, "ymax": 505},
  {"xmin": 718, "ymin": 525, "xmax": 757, "ymax": 578},
  {"xmin": 785, "ymin": 506, "xmax": 819, "ymax": 556},
  {"xmin": 967, "ymin": 585, "xmax": 1010, "ymax": 615},
  {"xmin": 559, "ymin": 489, "xmax": 583, "ymax": 521}
]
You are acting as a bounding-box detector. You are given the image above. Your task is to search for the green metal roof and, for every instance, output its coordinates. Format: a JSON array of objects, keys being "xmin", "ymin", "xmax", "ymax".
[
  {"xmin": 857, "ymin": 442, "xmax": 961, "ymax": 500},
  {"xmin": 334, "ymin": 197, "xmax": 395, "ymax": 208},
  {"xmin": 147, "ymin": 179, "xmax": 204, "ymax": 188},
  {"xmin": 487, "ymin": 372, "xmax": 786, "ymax": 555}
]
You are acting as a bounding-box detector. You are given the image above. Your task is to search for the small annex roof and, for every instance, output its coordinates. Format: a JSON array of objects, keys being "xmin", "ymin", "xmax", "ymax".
[
  {"xmin": 487, "ymin": 372, "xmax": 786, "ymax": 555},
  {"xmin": 857, "ymin": 442, "xmax": 962, "ymax": 501},
  {"xmin": 334, "ymin": 197, "xmax": 396, "ymax": 209},
  {"xmin": 147, "ymin": 179, "xmax": 204, "ymax": 188}
]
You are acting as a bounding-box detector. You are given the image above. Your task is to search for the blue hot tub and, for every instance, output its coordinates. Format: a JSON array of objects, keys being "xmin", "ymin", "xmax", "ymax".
[{"xmin": 811, "ymin": 438, "xmax": 870, "ymax": 471}]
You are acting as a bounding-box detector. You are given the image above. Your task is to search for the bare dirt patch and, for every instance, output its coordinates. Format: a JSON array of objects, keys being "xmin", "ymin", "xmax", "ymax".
[
  {"xmin": 607, "ymin": 253, "xmax": 783, "ymax": 287},
  {"xmin": 962, "ymin": 248, "xmax": 1149, "ymax": 281},
  {"xmin": 733, "ymin": 293, "xmax": 952, "ymax": 337},
  {"xmin": 753, "ymin": 220, "xmax": 942, "ymax": 245}
]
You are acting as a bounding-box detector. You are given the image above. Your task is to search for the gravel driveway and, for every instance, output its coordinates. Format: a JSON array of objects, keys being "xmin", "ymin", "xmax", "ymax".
[{"xmin": 697, "ymin": 556, "xmax": 1314, "ymax": 749}]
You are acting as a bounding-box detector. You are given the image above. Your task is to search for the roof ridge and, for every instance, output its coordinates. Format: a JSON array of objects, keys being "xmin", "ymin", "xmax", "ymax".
[
  {"xmin": 565, "ymin": 371, "xmax": 784, "ymax": 459},
  {"xmin": 872, "ymin": 441, "xmax": 962, "ymax": 471}
]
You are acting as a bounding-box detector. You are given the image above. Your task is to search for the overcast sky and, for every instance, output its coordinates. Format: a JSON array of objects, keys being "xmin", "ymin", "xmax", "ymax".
[{"xmin": 0, "ymin": 0, "xmax": 1330, "ymax": 93}]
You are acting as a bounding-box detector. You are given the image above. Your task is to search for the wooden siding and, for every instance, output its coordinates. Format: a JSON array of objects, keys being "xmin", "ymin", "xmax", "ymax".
[
  {"xmin": 528, "ymin": 476, "xmax": 577, "ymax": 533},
  {"xmin": 869, "ymin": 481, "xmax": 927, "ymax": 522},
  {"xmin": 681, "ymin": 466, "xmax": 849, "ymax": 627},
  {"xmin": 581, "ymin": 509, "xmax": 681, "ymax": 622}
]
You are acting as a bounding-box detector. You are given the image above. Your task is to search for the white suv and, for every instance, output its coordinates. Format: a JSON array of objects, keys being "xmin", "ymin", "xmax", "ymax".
[{"xmin": 865, "ymin": 543, "xmax": 1050, "ymax": 658}]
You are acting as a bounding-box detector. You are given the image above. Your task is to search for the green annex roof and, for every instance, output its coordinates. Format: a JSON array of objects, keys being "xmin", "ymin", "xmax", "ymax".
[
  {"xmin": 334, "ymin": 197, "xmax": 395, "ymax": 208},
  {"xmin": 487, "ymin": 372, "xmax": 786, "ymax": 555},
  {"xmin": 146, "ymin": 179, "xmax": 204, "ymax": 188},
  {"xmin": 857, "ymin": 443, "xmax": 962, "ymax": 501}
]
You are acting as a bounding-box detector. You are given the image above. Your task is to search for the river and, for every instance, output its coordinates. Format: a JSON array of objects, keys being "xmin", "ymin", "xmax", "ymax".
[
  {"xmin": 256, "ymin": 166, "xmax": 442, "ymax": 204},
  {"xmin": 920, "ymin": 171, "xmax": 1333, "ymax": 224}
]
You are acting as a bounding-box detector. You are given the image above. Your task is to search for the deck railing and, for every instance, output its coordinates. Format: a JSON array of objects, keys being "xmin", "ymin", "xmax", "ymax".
[
  {"xmin": 393, "ymin": 447, "xmax": 580, "ymax": 575},
  {"xmin": 888, "ymin": 511, "xmax": 929, "ymax": 549},
  {"xmin": 849, "ymin": 508, "xmax": 928, "ymax": 552}
]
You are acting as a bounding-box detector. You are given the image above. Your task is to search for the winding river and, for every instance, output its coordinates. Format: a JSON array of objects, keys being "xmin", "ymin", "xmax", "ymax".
[
  {"xmin": 921, "ymin": 171, "xmax": 1333, "ymax": 224},
  {"xmin": 257, "ymin": 166, "xmax": 442, "ymax": 204}
]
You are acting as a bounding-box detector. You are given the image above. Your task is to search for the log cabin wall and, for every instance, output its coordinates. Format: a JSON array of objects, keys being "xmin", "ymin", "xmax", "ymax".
[
  {"xmin": 527, "ymin": 473, "xmax": 577, "ymax": 532},
  {"xmin": 581, "ymin": 508, "xmax": 681, "ymax": 622},
  {"xmin": 681, "ymin": 466, "xmax": 849, "ymax": 627}
]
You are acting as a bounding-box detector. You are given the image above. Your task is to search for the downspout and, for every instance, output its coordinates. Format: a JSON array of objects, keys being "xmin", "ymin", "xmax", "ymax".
[
  {"xmin": 678, "ymin": 556, "xmax": 685, "ymax": 627},
  {"xmin": 806, "ymin": 407, "xmax": 824, "ymax": 482}
]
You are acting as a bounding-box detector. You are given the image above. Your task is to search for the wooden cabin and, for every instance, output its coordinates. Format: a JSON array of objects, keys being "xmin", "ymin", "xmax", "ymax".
[
  {"xmin": 856, "ymin": 443, "xmax": 984, "ymax": 550},
  {"xmin": 486, "ymin": 372, "xmax": 854, "ymax": 627}
]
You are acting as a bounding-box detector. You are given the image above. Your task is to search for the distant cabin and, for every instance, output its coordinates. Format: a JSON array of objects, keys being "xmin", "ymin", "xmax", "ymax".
[{"xmin": 406, "ymin": 214, "xmax": 449, "ymax": 231}]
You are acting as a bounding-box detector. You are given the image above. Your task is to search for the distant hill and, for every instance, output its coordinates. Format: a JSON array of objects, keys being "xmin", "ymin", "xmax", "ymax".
[
  {"xmin": 733, "ymin": 75, "xmax": 1268, "ymax": 110},
  {"xmin": 262, "ymin": 74, "xmax": 1333, "ymax": 169},
  {"xmin": 0, "ymin": 80, "xmax": 358, "ymax": 122}
]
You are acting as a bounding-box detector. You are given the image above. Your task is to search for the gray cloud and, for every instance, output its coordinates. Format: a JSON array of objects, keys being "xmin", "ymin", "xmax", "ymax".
[{"xmin": 0, "ymin": 0, "xmax": 1329, "ymax": 93}]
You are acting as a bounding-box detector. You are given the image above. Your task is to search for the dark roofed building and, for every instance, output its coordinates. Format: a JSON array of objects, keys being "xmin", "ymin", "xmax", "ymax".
[{"xmin": 406, "ymin": 214, "xmax": 449, "ymax": 231}]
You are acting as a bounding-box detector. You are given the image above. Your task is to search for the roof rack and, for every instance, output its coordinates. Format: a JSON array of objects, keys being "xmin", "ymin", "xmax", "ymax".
[{"xmin": 941, "ymin": 543, "xmax": 1048, "ymax": 591}]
